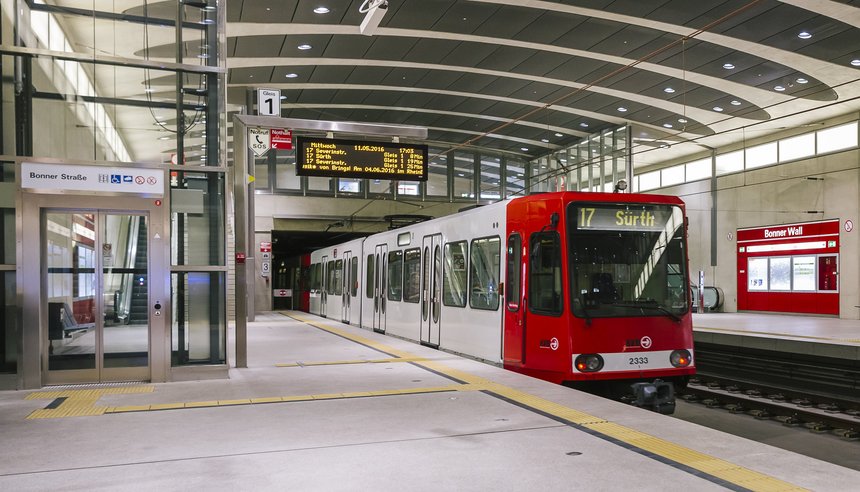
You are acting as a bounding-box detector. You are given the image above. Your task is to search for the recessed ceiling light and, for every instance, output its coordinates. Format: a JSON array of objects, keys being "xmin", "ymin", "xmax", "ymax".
[
  {"xmin": 298, "ymin": 44, "xmax": 312, "ymax": 50},
  {"xmin": 713, "ymin": 106, "xmax": 724, "ymax": 112},
  {"xmin": 678, "ymin": 118, "xmax": 688, "ymax": 123},
  {"xmin": 249, "ymin": 75, "xmax": 254, "ymax": 78},
  {"xmin": 541, "ymin": 138, "xmax": 549, "ymax": 143},
  {"xmin": 774, "ymin": 85, "xmax": 786, "ymax": 92},
  {"xmin": 723, "ymin": 63, "xmax": 735, "ymax": 70},
  {"xmin": 201, "ymin": 19, "xmax": 215, "ymax": 25},
  {"xmin": 796, "ymin": 77, "xmax": 808, "ymax": 84},
  {"xmin": 197, "ymin": 53, "xmax": 209, "ymax": 59},
  {"xmin": 457, "ymin": 173, "xmax": 465, "ymax": 177},
  {"xmin": 797, "ymin": 31, "xmax": 812, "ymax": 39},
  {"xmin": 852, "ymin": 59, "xmax": 860, "ymax": 67},
  {"xmin": 663, "ymin": 123, "xmax": 673, "ymax": 128},
  {"xmin": 663, "ymin": 87, "xmax": 675, "ymax": 93},
  {"xmin": 579, "ymin": 123, "xmax": 589, "ymax": 128},
  {"xmin": 521, "ymin": 147, "xmax": 529, "ymax": 151},
  {"xmin": 554, "ymin": 132, "xmax": 563, "ymax": 137},
  {"xmin": 730, "ymin": 100, "xmax": 742, "ymax": 106},
  {"xmin": 280, "ymin": 95, "xmax": 287, "ymax": 100},
  {"xmin": 285, "ymin": 73, "xmax": 299, "ymax": 78},
  {"xmin": 313, "ymin": 7, "xmax": 330, "ymax": 14},
  {"xmin": 617, "ymin": 107, "xmax": 628, "ymax": 112},
  {"xmin": 158, "ymin": 136, "xmax": 170, "ymax": 140}
]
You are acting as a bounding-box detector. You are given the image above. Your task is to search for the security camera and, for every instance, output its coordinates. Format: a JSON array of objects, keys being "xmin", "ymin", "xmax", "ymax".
[{"xmin": 360, "ymin": 0, "xmax": 389, "ymax": 36}]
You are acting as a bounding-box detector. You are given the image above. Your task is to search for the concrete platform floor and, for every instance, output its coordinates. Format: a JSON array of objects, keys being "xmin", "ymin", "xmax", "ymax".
[{"xmin": 1, "ymin": 311, "xmax": 858, "ymax": 491}]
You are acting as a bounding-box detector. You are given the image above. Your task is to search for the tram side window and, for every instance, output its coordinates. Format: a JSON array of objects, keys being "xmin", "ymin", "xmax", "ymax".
[
  {"xmin": 387, "ymin": 250, "xmax": 403, "ymax": 301},
  {"xmin": 334, "ymin": 259, "xmax": 343, "ymax": 295},
  {"xmin": 443, "ymin": 241, "xmax": 468, "ymax": 307},
  {"xmin": 506, "ymin": 234, "xmax": 521, "ymax": 311},
  {"xmin": 402, "ymin": 248, "xmax": 421, "ymax": 303},
  {"xmin": 470, "ymin": 237, "xmax": 500, "ymax": 310},
  {"xmin": 529, "ymin": 232, "xmax": 562, "ymax": 315},
  {"xmin": 311, "ymin": 263, "xmax": 320, "ymax": 291},
  {"xmin": 365, "ymin": 255, "xmax": 374, "ymax": 298},
  {"xmin": 351, "ymin": 257, "xmax": 359, "ymax": 297},
  {"xmin": 327, "ymin": 261, "xmax": 336, "ymax": 295}
]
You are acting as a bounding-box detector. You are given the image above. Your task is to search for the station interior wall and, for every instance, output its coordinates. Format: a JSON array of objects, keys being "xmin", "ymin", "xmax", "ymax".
[{"xmin": 664, "ymin": 139, "xmax": 859, "ymax": 319}]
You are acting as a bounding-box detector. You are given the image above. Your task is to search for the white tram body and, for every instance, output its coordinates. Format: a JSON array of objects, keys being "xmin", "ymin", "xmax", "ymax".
[{"xmin": 310, "ymin": 201, "xmax": 507, "ymax": 364}]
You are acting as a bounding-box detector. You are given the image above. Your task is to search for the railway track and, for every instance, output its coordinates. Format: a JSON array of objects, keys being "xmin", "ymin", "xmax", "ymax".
[{"xmin": 679, "ymin": 342, "xmax": 860, "ymax": 440}]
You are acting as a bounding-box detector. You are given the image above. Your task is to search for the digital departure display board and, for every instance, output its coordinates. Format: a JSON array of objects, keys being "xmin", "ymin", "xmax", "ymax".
[{"xmin": 296, "ymin": 137, "xmax": 428, "ymax": 181}]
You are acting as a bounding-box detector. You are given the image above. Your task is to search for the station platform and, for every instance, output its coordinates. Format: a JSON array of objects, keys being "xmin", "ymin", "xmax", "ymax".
[
  {"xmin": 2, "ymin": 311, "xmax": 858, "ymax": 491},
  {"xmin": 693, "ymin": 312, "xmax": 860, "ymax": 360}
]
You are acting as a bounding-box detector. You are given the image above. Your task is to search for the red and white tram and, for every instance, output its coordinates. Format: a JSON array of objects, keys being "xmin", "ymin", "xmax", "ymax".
[{"xmin": 305, "ymin": 191, "xmax": 694, "ymax": 410}]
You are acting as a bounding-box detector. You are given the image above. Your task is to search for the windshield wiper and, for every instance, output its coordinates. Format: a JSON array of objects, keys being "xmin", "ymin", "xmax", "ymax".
[{"xmin": 610, "ymin": 300, "xmax": 681, "ymax": 323}]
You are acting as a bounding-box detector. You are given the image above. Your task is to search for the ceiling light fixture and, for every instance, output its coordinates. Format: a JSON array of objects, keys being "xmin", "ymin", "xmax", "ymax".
[
  {"xmin": 298, "ymin": 44, "xmax": 312, "ymax": 50},
  {"xmin": 730, "ymin": 100, "xmax": 742, "ymax": 106},
  {"xmin": 285, "ymin": 73, "xmax": 299, "ymax": 78},
  {"xmin": 554, "ymin": 132, "xmax": 563, "ymax": 137},
  {"xmin": 579, "ymin": 123, "xmax": 588, "ymax": 128},
  {"xmin": 713, "ymin": 106, "xmax": 724, "ymax": 112},
  {"xmin": 797, "ymin": 31, "xmax": 812, "ymax": 39},
  {"xmin": 280, "ymin": 96, "xmax": 287, "ymax": 100},
  {"xmin": 796, "ymin": 77, "xmax": 808, "ymax": 84},
  {"xmin": 678, "ymin": 118, "xmax": 688, "ymax": 123},
  {"xmin": 774, "ymin": 85, "xmax": 786, "ymax": 91},
  {"xmin": 852, "ymin": 59, "xmax": 860, "ymax": 67},
  {"xmin": 617, "ymin": 107, "xmax": 628, "ymax": 112},
  {"xmin": 663, "ymin": 123, "xmax": 673, "ymax": 128},
  {"xmin": 520, "ymin": 147, "xmax": 529, "ymax": 152},
  {"xmin": 663, "ymin": 87, "xmax": 675, "ymax": 93},
  {"xmin": 723, "ymin": 63, "xmax": 735, "ymax": 69},
  {"xmin": 541, "ymin": 139, "xmax": 549, "ymax": 143},
  {"xmin": 314, "ymin": 7, "xmax": 330, "ymax": 14},
  {"xmin": 158, "ymin": 136, "xmax": 170, "ymax": 140}
]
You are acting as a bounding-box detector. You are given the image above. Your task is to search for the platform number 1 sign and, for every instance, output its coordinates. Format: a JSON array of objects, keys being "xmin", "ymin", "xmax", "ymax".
[{"xmin": 257, "ymin": 88, "xmax": 281, "ymax": 116}]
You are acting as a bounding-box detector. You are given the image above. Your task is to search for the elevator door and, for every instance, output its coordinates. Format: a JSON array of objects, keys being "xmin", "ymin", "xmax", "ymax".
[{"xmin": 44, "ymin": 211, "xmax": 150, "ymax": 384}]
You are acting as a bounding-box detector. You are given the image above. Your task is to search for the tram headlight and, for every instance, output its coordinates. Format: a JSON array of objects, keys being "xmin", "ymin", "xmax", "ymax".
[
  {"xmin": 670, "ymin": 349, "xmax": 692, "ymax": 368},
  {"xmin": 574, "ymin": 354, "xmax": 604, "ymax": 372}
]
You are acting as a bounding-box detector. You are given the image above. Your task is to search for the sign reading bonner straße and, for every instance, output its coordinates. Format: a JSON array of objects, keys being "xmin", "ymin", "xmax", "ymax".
[{"xmin": 296, "ymin": 137, "xmax": 428, "ymax": 181}]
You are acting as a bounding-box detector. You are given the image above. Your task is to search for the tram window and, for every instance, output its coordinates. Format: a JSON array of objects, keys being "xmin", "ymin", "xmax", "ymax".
[
  {"xmin": 351, "ymin": 257, "xmax": 359, "ymax": 297},
  {"xmin": 333, "ymin": 259, "xmax": 343, "ymax": 295},
  {"xmin": 506, "ymin": 234, "xmax": 521, "ymax": 311},
  {"xmin": 387, "ymin": 250, "xmax": 403, "ymax": 301},
  {"xmin": 443, "ymin": 241, "xmax": 468, "ymax": 307},
  {"xmin": 402, "ymin": 248, "xmax": 421, "ymax": 303},
  {"xmin": 310, "ymin": 264, "xmax": 319, "ymax": 291},
  {"xmin": 327, "ymin": 260, "xmax": 336, "ymax": 295},
  {"xmin": 365, "ymin": 255, "xmax": 374, "ymax": 298},
  {"xmin": 470, "ymin": 237, "xmax": 500, "ymax": 310},
  {"xmin": 529, "ymin": 232, "xmax": 562, "ymax": 315}
]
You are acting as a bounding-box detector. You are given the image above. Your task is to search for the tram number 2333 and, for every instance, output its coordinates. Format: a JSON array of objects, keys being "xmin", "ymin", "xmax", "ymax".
[{"xmin": 628, "ymin": 356, "xmax": 649, "ymax": 365}]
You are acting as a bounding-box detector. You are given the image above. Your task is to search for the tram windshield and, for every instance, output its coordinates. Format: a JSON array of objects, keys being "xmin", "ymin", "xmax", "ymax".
[{"xmin": 568, "ymin": 203, "xmax": 688, "ymax": 320}]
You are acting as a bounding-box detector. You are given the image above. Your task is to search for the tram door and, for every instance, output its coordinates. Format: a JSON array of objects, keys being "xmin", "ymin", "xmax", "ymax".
[
  {"xmin": 320, "ymin": 256, "xmax": 329, "ymax": 318},
  {"xmin": 341, "ymin": 250, "xmax": 353, "ymax": 323},
  {"xmin": 420, "ymin": 234, "xmax": 442, "ymax": 347},
  {"xmin": 42, "ymin": 210, "xmax": 153, "ymax": 384},
  {"xmin": 372, "ymin": 244, "xmax": 387, "ymax": 333}
]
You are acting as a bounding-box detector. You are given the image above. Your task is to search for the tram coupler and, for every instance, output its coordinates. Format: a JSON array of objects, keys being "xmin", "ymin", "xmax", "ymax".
[{"xmin": 631, "ymin": 379, "xmax": 676, "ymax": 415}]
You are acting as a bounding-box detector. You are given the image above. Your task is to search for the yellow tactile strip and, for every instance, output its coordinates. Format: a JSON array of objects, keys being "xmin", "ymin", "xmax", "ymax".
[
  {"xmin": 285, "ymin": 313, "xmax": 808, "ymax": 492},
  {"xmin": 276, "ymin": 357, "xmax": 424, "ymax": 367},
  {"xmin": 26, "ymin": 386, "xmax": 155, "ymax": 419},
  {"xmin": 25, "ymin": 384, "xmax": 471, "ymax": 419}
]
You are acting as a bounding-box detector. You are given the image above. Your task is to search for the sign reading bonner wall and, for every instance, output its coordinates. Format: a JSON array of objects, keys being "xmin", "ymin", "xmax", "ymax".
[{"xmin": 21, "ymin": 162, "xmax": 164, "ymax": 196}]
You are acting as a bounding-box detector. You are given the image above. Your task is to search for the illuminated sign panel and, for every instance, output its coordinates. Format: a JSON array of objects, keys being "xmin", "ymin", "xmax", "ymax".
[
  {"xmin": 575, "ymin": 205, "xmax": 675, "ymax": 232},
  {"xmin": 296, "ymin": 137, "xmax": 428, "ymax": 181}
]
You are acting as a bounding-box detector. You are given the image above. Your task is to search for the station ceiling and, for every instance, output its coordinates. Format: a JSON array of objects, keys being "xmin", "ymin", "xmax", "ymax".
[{"xmin": 217, "ymin": 0, "xmax": 860, "ymax": 166}]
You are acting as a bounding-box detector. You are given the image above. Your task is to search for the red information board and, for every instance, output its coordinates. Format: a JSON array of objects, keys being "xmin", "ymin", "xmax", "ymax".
[{"xmin": 737, "ymin": 219, "xmax": 839, "ymax": 315}]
